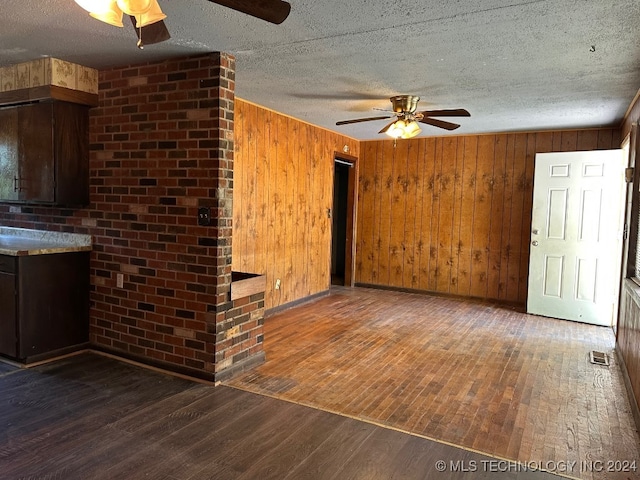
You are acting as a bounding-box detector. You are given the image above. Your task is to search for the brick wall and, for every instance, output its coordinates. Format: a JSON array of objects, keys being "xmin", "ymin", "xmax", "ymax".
[
  {"xmin": 0, "ymin": 53, "xmax": 255, "ymax": 381},
  {"xmin": 214, "ymin": 287, "xmax": 266, "ymax": 381}
]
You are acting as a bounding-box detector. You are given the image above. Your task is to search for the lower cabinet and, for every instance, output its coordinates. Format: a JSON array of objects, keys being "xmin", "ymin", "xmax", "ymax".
[
  {"xmin": 0, "ymin": 267, "xmax": 17, "ymax": 358},
  {"xmin": 0, "ymin": 252, "xmax": 89, "ymax": 363}
]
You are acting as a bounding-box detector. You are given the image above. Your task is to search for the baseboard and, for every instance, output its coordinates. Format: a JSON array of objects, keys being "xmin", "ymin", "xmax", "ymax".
[
  {"xmin": 616, "ymin": 348, "xmax": 640, "ymax": 433},
  {"xmin": 354, "ymin": 283, "xmax": 524, "ymax": 310},
  {"xmin": 265, "ymin": 289, "xmax": 331, "ymax": 317},
  {"xmin": 20, "ymin": 343, "xmax": 90, "ymax": 366},
  {"xmin": 92, "ymin": 344, "xmax": 216, "ymax": 383}
]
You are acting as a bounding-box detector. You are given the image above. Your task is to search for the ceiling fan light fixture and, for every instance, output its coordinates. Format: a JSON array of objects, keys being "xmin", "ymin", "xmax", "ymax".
[
  {"xmin": 385, "ymin": 119, "xmax": 421, "ymax": 139},
  {"xmin": 385, "ymin": 120, "xmax": 405, "ymax": 139},
  {"xmin": 116, "ymin": 0, "xmax": 152, "ymax": 15},
  {"xmin": 89, "ymin": 2, "xmax": 124, "ymax": 27},
  {"xmin": 401, "ymin": 120, "xmax": 421, "ymax": 139},
  {"xmin": 75, "ymin": 0, "xmax": 114, "ymax": 14},
  {"xmin": 136, "ymin": 0, "xmax": 166, "ymax": 27}
]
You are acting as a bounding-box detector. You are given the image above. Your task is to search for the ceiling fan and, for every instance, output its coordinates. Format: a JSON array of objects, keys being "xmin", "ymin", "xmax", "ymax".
[
  {"xmin": 74, "ymin": 0, "xmax": 291, "ymax": 48},
  {"xmin": 336, "ymin": 95, "xmax": 470, "ymax": 139}
]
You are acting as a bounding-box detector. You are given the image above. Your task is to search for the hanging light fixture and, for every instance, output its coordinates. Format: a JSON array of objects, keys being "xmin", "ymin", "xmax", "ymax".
[
  {"xmin": 401, "ymin": 120, "xmax": 421, "ymax": 139},
  {"xmin": 385, "ymin": 118, "xmax": 422, "ymax": 139},
  {"xmin": 74, "ymin": 0, "xmax": 165, "ymax": 28},
  {"xmin": 136, "ymin": 1, "xmax": 166, "ymax": 27},
  {"xmin": 89, "ymin": 2, "xmax": 124, "ymax": 27},
  {"xmin": 116, "ymin": 0, "xmax": 152, "ymax": 15}
]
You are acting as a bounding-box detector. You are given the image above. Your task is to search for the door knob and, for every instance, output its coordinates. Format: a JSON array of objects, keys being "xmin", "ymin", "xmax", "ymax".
[{"xmin": 532, "ymin": 240, "xmax": 539, "ymax": 246}]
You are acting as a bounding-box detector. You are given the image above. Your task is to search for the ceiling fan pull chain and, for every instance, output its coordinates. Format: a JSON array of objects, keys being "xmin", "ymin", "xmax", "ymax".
[{"xmin": 137, "ymin": 21, "xmax": 144, "ymax": 49}]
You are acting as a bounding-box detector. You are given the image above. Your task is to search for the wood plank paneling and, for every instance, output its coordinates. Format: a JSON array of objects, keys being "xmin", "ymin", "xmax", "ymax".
[
  {"xmin": 356, "ymin": 142, "xmax": 375, "ymax": 284},
  {"xmin": 418, "ymin": 138, "xmax": 436, "ymax": 291},
  {"xmin": 487, "ymin": 134, "xmax": 506, "ymax": 299},
  {"xmin": 457, "ymin": 136, "xmax": 478, "ymax": 297},
  {"xmin": 389, "ymin": 140, "xmax": 407, "ymax": 287},
  {"xmin": 233, "ymin": 99, "xmax": 359, "ymax": 310},
  {"xmin": 405, "ymin": 141, "xmax": 420, "ymax": 288},
  {"xmin": 356, "ymin": 128, "xmax": 620, "ymax": 304}
]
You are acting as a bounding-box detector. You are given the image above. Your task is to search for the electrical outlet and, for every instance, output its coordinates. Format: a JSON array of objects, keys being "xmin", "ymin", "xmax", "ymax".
[
  {"xmin": 116, "ymin": 273, "xmax": 124, "ymax": 288},
  {"xmin": 197, "ymin": 207, "xmax": 211, "ymax": 226},
  {"xmin": 275, "ymin": 278, "xmax": 281, "ymax": 290}
]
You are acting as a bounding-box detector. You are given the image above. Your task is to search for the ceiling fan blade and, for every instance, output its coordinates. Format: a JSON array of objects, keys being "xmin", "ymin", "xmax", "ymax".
[
  {"xmin": 206, "ymin": 0, "xmax": 291, "ymax": 24},
  {"xmin": 418, "ymin": 108, "xmax": 471, "ymax": 118},
  {"xmin": 378, "ymin": 121, "xmax": 396, "ymax": 134},
  {"xmin": 130, "ymin": 17, "xmax": 171, "ymax": 45},
  {"xmin": 336, "ymin": 115, "xmax": 392, "ymax": 126},
  {"xmin": 419, "ymin": 117, "xmax": 461, "ymax": 131}
]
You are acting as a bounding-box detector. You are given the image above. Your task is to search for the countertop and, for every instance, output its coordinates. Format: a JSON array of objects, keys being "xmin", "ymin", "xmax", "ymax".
[{"xmin": 0, "ymin": 227, "xmax": 92, "ymax": 256}]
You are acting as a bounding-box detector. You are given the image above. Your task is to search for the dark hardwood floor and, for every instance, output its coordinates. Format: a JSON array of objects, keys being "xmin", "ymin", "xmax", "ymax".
[
  {"xmin": 228, "ymin": 287, "xmax": 640, "ymax": 480},
  {"xmin": 0, "ymin": 352, "xmax": 562, "ymax": 480},
  {"xmin": 0, "ymin": 362, "xmax": 17, "ymax": 376}
]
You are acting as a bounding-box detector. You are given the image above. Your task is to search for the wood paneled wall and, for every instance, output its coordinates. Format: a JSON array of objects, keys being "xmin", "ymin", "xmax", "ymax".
[
  {"xmin": 619, "ymin": 88, "xmax": 640, "ymax": 427},
  {"xmin": 619, "ymin": 281, "xmax": 640, "ymax": 428},
  {"xmin": 232, "ymin": 99, "xmax": 359, "ymax": 310},
  {"xmin": 355, "ymin": 129, "xmax": 620, "ymax": 305}
]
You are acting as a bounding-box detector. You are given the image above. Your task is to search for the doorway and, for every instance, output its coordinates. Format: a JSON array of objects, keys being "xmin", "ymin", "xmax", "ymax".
[
  {"xmin": 331, "ymin": 156, "xmax": 356, "ymax": 286},
  {"xmin": 527, "ymin": 149, "xmax": 625, "ymax": 326}
]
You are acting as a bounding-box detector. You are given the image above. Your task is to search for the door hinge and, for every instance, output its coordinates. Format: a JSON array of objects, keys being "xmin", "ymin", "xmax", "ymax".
[
  {"xmin": 624, "ymin": 223, "xmax": 629, "ymax": 240},
  {"xmin": 625, "ymin": 167, "xmax": 634, "ymax": 183}
]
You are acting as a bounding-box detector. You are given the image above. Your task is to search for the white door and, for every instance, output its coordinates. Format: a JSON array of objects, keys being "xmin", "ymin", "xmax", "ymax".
[{"xmin": 527, "ymin": 150, "xmax": 625, "ymax": 326}]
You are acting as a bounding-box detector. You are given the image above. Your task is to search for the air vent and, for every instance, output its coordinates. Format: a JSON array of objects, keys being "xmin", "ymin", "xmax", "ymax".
[{"xmin": 589, "ymin": 351, "xmax": 610, "ymax": 366}]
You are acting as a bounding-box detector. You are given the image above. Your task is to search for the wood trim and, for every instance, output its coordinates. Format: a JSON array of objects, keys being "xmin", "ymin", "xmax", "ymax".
[
  {"xmin": 354, "ymin": 282, "xmax": 524, "ymax": 310},
  {"xmin": 335, "ymin": 152, "xmax": 358, "ymax": 287},
  {"xmin": 626, "ymin": 124, "xmax": 640, "ymax": 279},
  {"xmin": 230, "ymin": 273, "xmax": 266, "ymax": 301},
  {"xmin": 623, "ymin": 87, "xmax": 640, "ymax": 127},
  {"xmin": 265, "ymin": 289, "xmax": 330, "ymax": 317},
  {"xmin": 92, "ymin": 344, "xmax": 217, "ymax": 382},
  {"xmin": 0, "ymin": 85, "xmax": 99, "ymax": 107},
  {"xmin": 362, "ymin": 126, "xmax": 621, "ymax": 141}
]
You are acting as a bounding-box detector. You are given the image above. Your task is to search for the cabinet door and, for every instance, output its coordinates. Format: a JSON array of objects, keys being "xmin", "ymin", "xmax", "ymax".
[
  {"xmin": 0, "ymin": 271, "xmax": 18, "ymax": 357},
  {"xmin": 0, "ymin": 107, "xmax": 20, "ymax": 201},
  {"xmin": 18, "ymin": 102, "xmax": 55, "ymax": 203},
  {"xmin": 53, "ymin": 102, "xmax": 90, "ymax": 206}
]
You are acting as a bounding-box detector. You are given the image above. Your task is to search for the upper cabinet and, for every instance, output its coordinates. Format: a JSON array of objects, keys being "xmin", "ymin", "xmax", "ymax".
[
  {"xmin": 0, "ymin": 100, "xmax": 90, "ymax": 206},
  {"xmin": 0, "ymin": 58, "xmax": 98, "ymax": 207}
]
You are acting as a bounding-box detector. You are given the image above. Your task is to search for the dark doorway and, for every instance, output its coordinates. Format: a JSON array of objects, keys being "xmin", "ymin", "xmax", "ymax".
[{"xmin": 331, "ymin": 159, "xmax": 351, "ymax": 285}]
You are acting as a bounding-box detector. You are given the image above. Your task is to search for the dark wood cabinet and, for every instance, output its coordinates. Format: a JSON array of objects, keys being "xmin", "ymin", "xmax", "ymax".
[
  {"xmin": 0, "ymin": 100, "xmax": 89, "ymax": 206},
  {"xmin": 0, "ymin": 252, "xmax": 89, "ymax": 363},
  {"xmin": 0, "ymin": 264, "xmax": 17, "ymax": 358},
  {"xmin": 0, "ymin": 108, "xmax": 19, "ymax": 202}
]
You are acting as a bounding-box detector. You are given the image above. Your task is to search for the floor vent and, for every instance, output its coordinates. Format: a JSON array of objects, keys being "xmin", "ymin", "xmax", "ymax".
[{"xmin": 589, "ymin": 351, "xmax": 610, "ymax": 366}]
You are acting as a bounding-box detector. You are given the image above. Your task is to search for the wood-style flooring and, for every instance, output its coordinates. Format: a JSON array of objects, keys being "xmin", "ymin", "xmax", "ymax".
[
  {"xmin": 228, "ymin": 287, "xmax": 640, "ymax": 480},
  {"xmin": 0, "ymin": 352, "xmax": 561, "ymax": 480}
]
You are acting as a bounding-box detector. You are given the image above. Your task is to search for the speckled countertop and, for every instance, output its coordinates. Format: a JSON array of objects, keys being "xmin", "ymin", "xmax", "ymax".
[{"xmin": 0, "ymin": 227, "xmax": 92, "ymax": 256}]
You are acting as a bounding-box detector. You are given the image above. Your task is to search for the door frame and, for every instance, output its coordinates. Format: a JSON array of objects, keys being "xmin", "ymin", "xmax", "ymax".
[{"xmin": 333, "ymin": 152, "xmax": 358, "ymax": 287}]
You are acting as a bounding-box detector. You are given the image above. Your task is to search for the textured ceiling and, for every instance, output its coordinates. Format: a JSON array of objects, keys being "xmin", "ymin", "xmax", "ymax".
[{"xmin": 1, "ymin": 0, "xmax": 640, "ymax": 140}]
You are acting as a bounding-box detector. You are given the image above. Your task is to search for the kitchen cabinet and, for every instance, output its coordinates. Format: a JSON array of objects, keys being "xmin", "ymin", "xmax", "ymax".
[
  {"xmin": 0, "ymin": 252, "xmax": 89, "ymax": 363},
  {"xmin": 0, "ymin": 257, "xmax": 17, "ymax": 357},
  {"xmin": 0, "ymin": 100, "xmax": 89, "ymax": 206}
]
